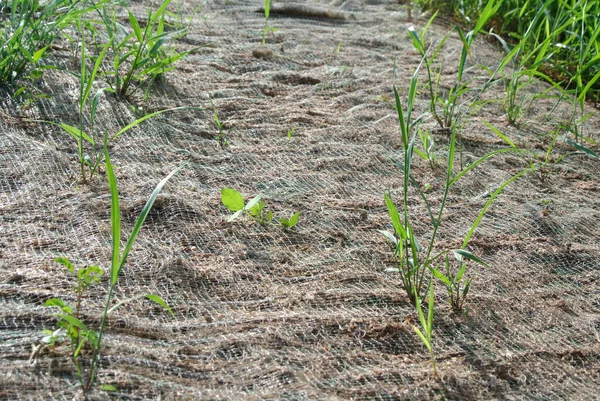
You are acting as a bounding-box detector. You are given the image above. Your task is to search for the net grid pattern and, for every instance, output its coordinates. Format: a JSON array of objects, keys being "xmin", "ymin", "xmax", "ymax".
[{"xmin": 1, "ymin": 0, "xmax": 600, "ymax": 400}]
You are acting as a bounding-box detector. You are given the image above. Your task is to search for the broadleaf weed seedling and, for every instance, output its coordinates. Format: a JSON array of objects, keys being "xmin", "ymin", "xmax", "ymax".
[
  {"xmin": 280, "ymin": 212, "xmax": 301, "ymax": 229},
  {"xmin": 221, "ymin": 188, "xmax": 301, "ymax": 229},
  {"xmin": 222, "ymin": 188, "xmax": 270, "ymax": 224},
  {"xmin": 43, "ymin": 258, "xmax": 104, "ymax": 380}
]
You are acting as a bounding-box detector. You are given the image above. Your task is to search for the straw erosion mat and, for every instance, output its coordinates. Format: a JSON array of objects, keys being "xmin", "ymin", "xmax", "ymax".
[{"xmin": 1, "ymin": 0, "xmax": 600, "ymax": 399}]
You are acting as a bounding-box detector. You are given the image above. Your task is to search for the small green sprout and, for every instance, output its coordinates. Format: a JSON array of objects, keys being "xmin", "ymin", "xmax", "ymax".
[
  {"xmin": 247, "ymin": 199, "xmax": 274, "ymax": 225},
  {"xmin": 262, "ymin": 0, "xmax": 277, "ymax": 44},
  {"xmin": 414, "ymin": 129, "xmax": 437, "ymax": 169},
  {"xmin": 44, "ymin": 258, "xmax": 104, "ymax": 381},
  {"xmin": 430, "ymin": 249, "xmax": 487, "ymax": 312},
  {"xmin": 412, "ymin": 283, "xmax": 438, "ymax": 379},
  {"xmin": 221, "ymin": 188, "xmax": 266, "ymax": 223},
  {"xmin": 221, "ymin": 188, "xmax": 300, "ymax": 228},
  {"xmin": 213, "ymin": 106, "xmax": 228, "ymax": 148},
  {"xmin": 280, "ymin": 212, "xmax": 301, "ymax": 229},
  {"xmin": 41, "ymin": 149, "xmax": 183, "ymax": 392}
]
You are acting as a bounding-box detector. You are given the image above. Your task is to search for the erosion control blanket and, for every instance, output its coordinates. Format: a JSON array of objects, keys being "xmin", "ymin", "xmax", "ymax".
[{"xmin": 1, "ymin": 0, "xmax": 599, "ymax": 400}]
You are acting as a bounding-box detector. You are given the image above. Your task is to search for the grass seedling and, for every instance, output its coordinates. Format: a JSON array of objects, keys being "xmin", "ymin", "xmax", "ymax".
[
  {"xmin": 84, "ymin": 143, "xmax": 183, "ymax": 390},
  {"xmin": 213, "ymin": 105, "xmax": 228, "ymax": 148},
  {"xmin": 381, "ymin": 47, "xmax": 528, "ymax": 307},
  {"xmin": 406, "ymin": 0, "xmax": 501, "ymax": 173},
  {"xmin": 412, "ymin": 282, "xmax": 438, "ymax": 378},
  {"xmin": 414, "ymin": 128, "xmax": 437, "ymax": 169},
  {"xmin": 59, "ymin": 28, "xmax": 111, "ymax": 184},
  {"xmin": 46, "ymin": 31, "xmax": 192, "ymax": 185},
  {"xmin": 430, "ymin": 250, "xmax": 487, "ymax": 313},
  {"xmin": 43, "ymin": 146, "xmax": 184, "ymax": 392},
  {"xmin": 262, "ymin": 0, "xmax": 277, "ymax": 45}
]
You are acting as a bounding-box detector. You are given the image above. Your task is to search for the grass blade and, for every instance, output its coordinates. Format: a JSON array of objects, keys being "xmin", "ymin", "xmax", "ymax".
[
  {"xmin": 104, "ymin": 143, "xmax": 121, "ymax": 285},
  {"xmin": 118, "ymin": 163, "xmax": 186, "ymax": 277}
]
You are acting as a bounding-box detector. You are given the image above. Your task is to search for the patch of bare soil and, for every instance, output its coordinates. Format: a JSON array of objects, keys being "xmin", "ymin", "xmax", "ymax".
[{"xmin": 1, "ymin": 1, "xmax": 599, "ymax": 399}]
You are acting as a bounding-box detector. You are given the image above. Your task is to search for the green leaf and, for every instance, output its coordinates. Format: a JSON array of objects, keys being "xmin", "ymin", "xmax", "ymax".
[
  {"xmin": 110, "ymin": 107, "xmax": 192, "ymax": 142},
  {"xmin": 244, "ymin": 194, "xmax": 263, "ymax": 211},
  {"xmin": 118, "ymin": 162, "xmax": 186, "ymax": 279},
  {"xmin": 408, "ymin": 225, "xmax": 422, "ymax": 253},
  {"xmin": 455, "ymin": 263, "xmax": 467, "ymax": 282},
  {"xmin": 407, "ymin": 26, "xmax": 424, "ymax": 55},
  {"xmin": 227, "ymin": 209, "xmax": 244, "ymax": 222},
  {"xmin": 452, "ymin": 249, "xmax": 488, "ymax": 267},
  {"xmin": 288, "ymin": 211, "xmax": 301, "ymax": 227},
  {"xmin": 462, "ymin": 168, "xmax": 530, "ymax": 246},
  {"xmin": 565, "ymin": 138, "xmax": 598, "ymax": 158},
  {"xmin": 414, "ymin": 147, "xmax": 428, "ymax": 160},
  {"xmin": 384, "ymin": 267, "xmax": 400, "ymax": 273},
  {"xmin": 427, "ymin": 283, "xmax": 434, "ymax": 334},
  {"xmin": 32, "ymin": 46, "xmax": 49, "ymax": 62},
  {"xmin": 484, "ymin": 121, "xmax": 516, "ymax": 148},
  {"xmin": 221, "ymin": 188, "xmax": 245, "ymax": 211},
  {"xmin": 54, "ymin": 257, "xmax": 74, "ymax": 274},
  {"xmin": 431, "ymin": 268, "xmax": 452, "ymax": 287},
  {"xmin": 101, "ymin": 384, "xmax": 117, "ymax": 392},
  {"xmin": 415, "ymin": 288, "xmax": 427, "ymax": 330},
  {"xmin": 463, "ymin": 277, "xmax": 472, "ymax": 298},
  {"xmin": 90, "ymin": 88, "xmax": 109, "ymax": 126},
  {"xmin": 378, "ymin": 230, "xmax": 398, "ymax": 246},
  {"xmin": 128, "ymin": 10, "xmax": 143, "ymax": 43},
  {"xmin": 248, "ymin": 200, "xmax": 265, "ymax": 217},
  {"xmin": 413, "ymin": 326, "xmax": 431, "ymax": 351},
  {"xmin": 145, "ymin": 294, "xmax": 175, "ymax": 318},
  {"xmin": 58, "ymin": 314, "xmax": 88, "ymax": 331},
  {"xmin": 59, "ymin": 123, "xmax": 95, "ymax": 145},
  {"xmin": 153, "ymin": 0, "xmax": 174, "ymax": 23},
  {"xmin": 82, "ymin": 37, "xmax": 112, "ymax": 110},
  {"xmin": 44, "ymin": 298, "xmax": 71, "ymax": 314},
  {"xmin": 384, "ymin": 193, "xmax": 407, "ymax": 240},
  {"xmin": 280, "ymin": 217, "xmax": 290, "ymax": 227},
  {"xmin": 105, "ymin": 144, "xmax": 121, "ymax": 286}
]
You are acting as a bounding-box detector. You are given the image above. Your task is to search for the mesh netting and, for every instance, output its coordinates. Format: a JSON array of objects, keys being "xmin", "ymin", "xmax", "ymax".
[{"xmin": 1, "ymin": 0, "xmax": 599, "ymax": 400}]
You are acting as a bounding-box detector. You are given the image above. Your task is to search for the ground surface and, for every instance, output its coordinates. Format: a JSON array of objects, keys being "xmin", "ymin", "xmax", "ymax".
[{"xmin": 1, "ymin": 1, "xmax": 600, "ymax": 400}]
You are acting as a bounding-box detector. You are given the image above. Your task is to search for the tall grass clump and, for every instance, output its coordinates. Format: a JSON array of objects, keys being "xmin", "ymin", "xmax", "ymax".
[
  {"xmin": 95, "ymin": 0, "xmax": 191, "ymax": 98},
  {"xmin": 417, "ymin": 0, "xmax": 600, "ymax": 107},
  {"xmin": 0, "ymin": 0, "xmax": 82, "ymax": 88},
  {"xmin": 382, "ymin": 8, "xmax": 530, "ymax": 308}
]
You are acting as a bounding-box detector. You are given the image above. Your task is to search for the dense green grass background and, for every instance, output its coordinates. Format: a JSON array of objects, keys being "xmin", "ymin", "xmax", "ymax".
[{"xmin": 418, "ymin": 0, "xmax": 600, "ymax": 102}]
